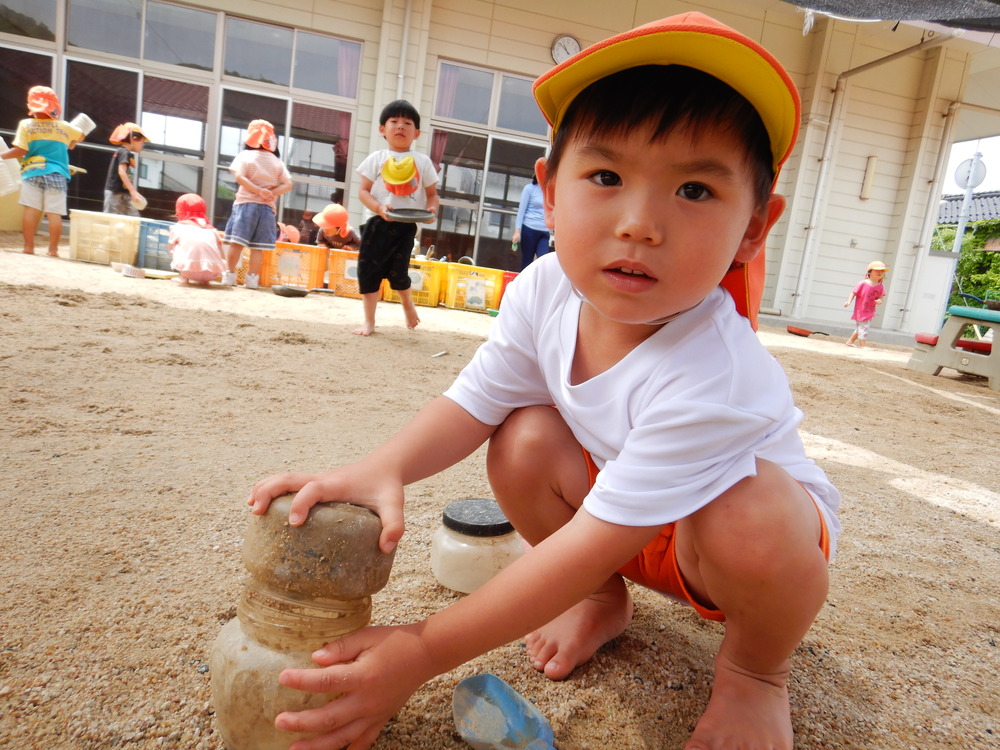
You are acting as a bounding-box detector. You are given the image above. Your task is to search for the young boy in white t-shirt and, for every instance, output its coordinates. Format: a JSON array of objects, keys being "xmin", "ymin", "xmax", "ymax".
[
  {"xmin": 352, "ymin": 100, "xmax": 439, "ymax": 336},
  {"xmin": 247, "ymin": 12, "xmax": 841, "ymax": 749}
]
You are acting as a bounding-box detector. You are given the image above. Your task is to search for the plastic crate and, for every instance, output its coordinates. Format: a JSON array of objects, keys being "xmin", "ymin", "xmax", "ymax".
[
  {"xmin": 327, "ymin": 249, "xmax": 363, "ymax": 298},
  {"xmin": 499, "ymin": 270, "xmax": 519, "ymax": 306},
  {"xmin": 235, "ymin": 247, "xmax": 274, "ymax": 287},
  {"xmin": 263, "ymin": 242, "xmax": 326, "ymax": 289},
  {"xmin": 68, "ymin": 210, "xmax": 141, "ymax": 265},
  {"xmin": 137, "ymin": 219, "xmax": 173, "ymax": 271},
  {"xmin": 381, "ymin": 259, "xmax": 447, "ymax": 307},
  {"xmin": 443, "ymin": 263, "xmax": 504, "ymax": 312}
]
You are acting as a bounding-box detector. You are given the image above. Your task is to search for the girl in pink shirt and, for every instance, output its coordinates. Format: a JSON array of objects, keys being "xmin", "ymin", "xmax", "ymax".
[{"xmin": 844, "ymin": 261, "xmax": 888, "ymax": 347}]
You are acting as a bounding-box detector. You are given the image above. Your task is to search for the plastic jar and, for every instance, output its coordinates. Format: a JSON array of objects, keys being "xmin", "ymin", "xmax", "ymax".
[
  {"xmin": 209, "ymin": 496, "xmax": 395, "ymax": 750},
  {"xmin": 430, "ymin": 498, "xmax": 525, "ymax": 594}
]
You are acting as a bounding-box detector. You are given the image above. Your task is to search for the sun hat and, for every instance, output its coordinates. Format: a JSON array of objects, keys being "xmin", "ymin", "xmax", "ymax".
[
  {"xmin": 175, "ymin": 193, "xmax": 210, "ymax": 226},
  {"xmin": 532, "ymin": 11, "xmax": 801, "ymax": 175},
  {"xmin": 245, "ymin": 119, "xmax": 277, "ymax": 152},
  {"xmin": 313, "ymin": 203, "xmax": 352, "ymax": 237},
  {"xmin": 867, "ymin": 261, "xmax": 889, "ymax": 272},
  {"xmin": 109, "ymin": 122, "xmax": 150, "ymax": 145},
  {"xmin": 27, "ymin": 86, "xmax": 60, "ymax": 118}
]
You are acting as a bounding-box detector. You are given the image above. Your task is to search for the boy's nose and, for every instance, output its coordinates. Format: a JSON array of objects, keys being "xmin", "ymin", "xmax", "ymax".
[{"xmin": 615, "ymin": 198, "xmax": 663, "ymax": 245}]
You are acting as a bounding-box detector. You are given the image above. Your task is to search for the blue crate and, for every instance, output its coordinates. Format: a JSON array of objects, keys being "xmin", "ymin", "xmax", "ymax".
[{"xmin": 137, "ymin": 219, "xmax": 174, "ymax": 271}]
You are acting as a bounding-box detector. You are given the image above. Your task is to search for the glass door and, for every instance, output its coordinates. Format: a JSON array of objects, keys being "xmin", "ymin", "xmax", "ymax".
[
  {"xmin": 423, "ymin": 129, "xmax": 545, "ymax": 270},
  {"xmin": 214, "ymin": 89, "xmax": 289, "ymax": 228}
]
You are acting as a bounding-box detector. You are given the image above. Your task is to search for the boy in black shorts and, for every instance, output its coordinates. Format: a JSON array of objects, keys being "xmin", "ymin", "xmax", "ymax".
[{"xmin": 353, "ymin": 100, "xmax": 439, "ymax": 336}]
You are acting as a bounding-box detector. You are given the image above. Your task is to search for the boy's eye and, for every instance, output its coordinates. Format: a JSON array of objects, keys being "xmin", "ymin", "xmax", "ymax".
[
  {"xmin": 589, "ymin": 170, "xmax": 621, "ymax": 186},
  {"xmin": 678, "ymin": 183, "xmax": 711, "ymax": 201}
]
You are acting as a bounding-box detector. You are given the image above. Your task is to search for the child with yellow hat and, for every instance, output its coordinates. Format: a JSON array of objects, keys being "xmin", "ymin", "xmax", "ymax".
[
  {"xmin": 247, "ymin": 13, "xmax": 840, "ymax": 750},
  {"xmin": 1, "ymin": 85, "xmax": 84, "ymax": 255},
  {"xmin": 104, "ymin": 122, "xmax": 150, "ymax": 215}
]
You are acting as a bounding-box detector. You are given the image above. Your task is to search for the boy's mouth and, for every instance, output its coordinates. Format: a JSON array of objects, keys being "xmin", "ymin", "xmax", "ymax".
[{"xmin": 609, "ymin": 266, "xmax": 653, "ymax": 280}]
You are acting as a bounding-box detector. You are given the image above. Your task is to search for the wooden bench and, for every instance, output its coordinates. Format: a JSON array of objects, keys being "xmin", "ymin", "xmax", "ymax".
[{"xmin": 907, "ymin": 305, "xmax": 1000, "ymax": 390}]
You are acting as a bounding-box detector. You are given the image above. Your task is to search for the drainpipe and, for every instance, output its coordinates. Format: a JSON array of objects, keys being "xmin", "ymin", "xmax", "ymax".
[
  {"xmin": 396, "ymin": 0, "xmax": 413, "ymax": 99},
  {"xmin": 790, "ymin": 30, "xmax": 962, "ymax": 318},
  {"xmin": 900, "ymin": 101, "xmax": 959, "ymax": 329}
]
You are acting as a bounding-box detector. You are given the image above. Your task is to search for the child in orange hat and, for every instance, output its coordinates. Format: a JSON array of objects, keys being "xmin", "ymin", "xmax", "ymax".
[
  {"xmin": 311, "ymin": 203, "xmax": 360, "ymax": 289},
  {"xmin": 104, "ymin": 122, "xmax": 150, "ymax": 216},
  {"xmin": 247, "ymin": 13, "xmax": 839, "ymax": 750},
  {"xmin": 168, "ymin": 193, "xmax": 227, "ymax": 285},
  {"xmin": 220, "ymin": 120, "xmax": 293, "ymax": 289},
  {"xmin": 1, "ymin": 85, "xmax": 84, "ymax": 255}
]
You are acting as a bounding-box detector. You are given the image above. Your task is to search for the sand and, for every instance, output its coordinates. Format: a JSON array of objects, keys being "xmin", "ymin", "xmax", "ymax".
[{"xmin": 0, "ymin": 233, "xmax": 997, "ymax": 749}]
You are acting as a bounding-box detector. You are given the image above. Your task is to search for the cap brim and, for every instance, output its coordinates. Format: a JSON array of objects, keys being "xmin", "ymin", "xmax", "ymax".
[{"xmin": 533, "ymin": 13, "xmax": 800, "ymax": 172}]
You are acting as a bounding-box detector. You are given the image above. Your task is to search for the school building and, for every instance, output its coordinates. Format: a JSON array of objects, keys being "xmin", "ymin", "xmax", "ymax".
[{"xmin": 2, "ymin": 0, "xmax": 999, "ymax": 334}]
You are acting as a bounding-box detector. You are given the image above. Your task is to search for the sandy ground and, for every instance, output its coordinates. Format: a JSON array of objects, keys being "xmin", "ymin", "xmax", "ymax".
[{"xmin": 1, "ymin": 232, "xmax": 998, "ymax": 749}]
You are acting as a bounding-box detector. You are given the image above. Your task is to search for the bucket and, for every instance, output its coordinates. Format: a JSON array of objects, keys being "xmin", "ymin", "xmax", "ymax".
[
  {"xmin": 0, "ymin": 137, "xmax": 21, "ymax": 198},
  {"xmin": 131, "ymin": 194, "xmax": 147, "ymax": 211},
  {"xmin": 69, "ymin": 112, "xmax": 96, "ymax": 137}
]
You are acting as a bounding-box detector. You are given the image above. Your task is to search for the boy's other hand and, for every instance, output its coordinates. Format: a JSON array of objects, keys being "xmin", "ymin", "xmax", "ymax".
[
  {"xmin": 275, "ymin": 623, "xmax": 432, "ymax": 750},
  {"xmin": 247, "ymin": 467, "xmax": 406, "ymax": 553}
]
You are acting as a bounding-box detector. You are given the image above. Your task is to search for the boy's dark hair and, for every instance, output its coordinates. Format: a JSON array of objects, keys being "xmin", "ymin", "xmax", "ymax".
[
  {"xmin": 545, "ymin": 65, "xmax": 774, "ymax": 208},
  {"xmin": 379, "ymin": 99, "xmax": 421, "ymax": 130}
]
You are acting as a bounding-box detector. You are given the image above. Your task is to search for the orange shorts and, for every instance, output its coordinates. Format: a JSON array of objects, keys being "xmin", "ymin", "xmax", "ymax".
[{"xmin": 580, "ymin": 451, "xmax": 831, "ymax": 622}]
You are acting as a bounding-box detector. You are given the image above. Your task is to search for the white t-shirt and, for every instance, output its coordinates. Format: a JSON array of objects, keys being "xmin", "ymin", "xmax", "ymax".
[
  {"xmin": 356, "ymin": 148, "xmax": 439, "ymax": 219},
  {"xmin": 444, "ymin": 253, "xmax": 841, "ymax": 555}
]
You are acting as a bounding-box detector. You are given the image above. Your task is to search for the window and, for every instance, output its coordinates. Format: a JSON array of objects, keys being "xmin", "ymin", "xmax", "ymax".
[
  {"xmin": 141, "ymin": 76, "xmax": 208, "ymax": 156},
  {"xmin": 435, "ymin": 63, "xmax": 547, "ymax": 137},
  {"xmin": 435, "ymin": 64, "xmax": 491, "ymax": 125},
  {"xmin": 293, "ymin": 31, "xmax": 360, "ymax": 99},
  {"xmin": 224, "ymin": 17, "xmax": 292, "ymax": 86},
  {"xmin": 497, "ymin": 76, "xmax": 548, "ymax": 136},
  {"xmin": 144, "ymin": 1, "xmax": 216, "ymax": 71},
  {"xmin": 67, "ymin": 0, "xmax": 142, "ymax": 58},
  {"xmin": 0, "ymin": 48, "xmax": 53, "ymax": 134},
  {"xmin": 0, "ymin": 0, "xmax": 57, "ymax": 41}
]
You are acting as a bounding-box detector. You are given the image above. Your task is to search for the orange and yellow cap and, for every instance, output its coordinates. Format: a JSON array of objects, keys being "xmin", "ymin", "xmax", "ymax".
[
  {"xmin": 532, "ymin": 12, "xmax": 801, "ymax": 175},
  {"xmin": 313, "ymin": 203, "xmax": 352, "ymax": 237}
]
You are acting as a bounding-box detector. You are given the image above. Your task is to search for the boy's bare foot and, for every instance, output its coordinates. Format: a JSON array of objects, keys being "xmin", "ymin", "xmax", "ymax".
[
  {"xmin": 47, "ymin": 251, "xmax": 59, "ymax": 257},
  {"xmin": 22, "ymin": 249, "xmax": 35, "ymax": 255},
  {"xmin": 685, "ymin": 654, "xmax": 792, "ymax": 750},
  {"xmin": 353, "ymin": 322, "xmax": 375, "ymax": 336},
  {"xmin": 404, "ymin": 306, "xmax": 420, "ymax": 330},
  {"xmin": 524, "ymin": 575, "xmax": 633, "ymax": 680}
]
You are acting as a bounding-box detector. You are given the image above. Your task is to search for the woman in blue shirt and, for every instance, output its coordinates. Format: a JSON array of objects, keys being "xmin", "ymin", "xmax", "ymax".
[{"xmin": 513, "ymin": 175, "xmax": 550, "ymax": 270}]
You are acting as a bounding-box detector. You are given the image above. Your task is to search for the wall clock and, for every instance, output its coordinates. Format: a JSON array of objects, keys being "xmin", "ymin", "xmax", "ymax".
[{"xmin": 551, "ymin": 34, "xmax": 582, "ymax": 64}]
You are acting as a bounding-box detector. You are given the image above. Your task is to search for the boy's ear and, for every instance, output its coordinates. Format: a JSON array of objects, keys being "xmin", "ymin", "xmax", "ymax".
[
  {"xmin": 735, "ymin": 193, "xmax": 785, "ymax": 263},
  {"xmin": 536, "ymin": 157, "xmax": 556, "ymax": 231}
]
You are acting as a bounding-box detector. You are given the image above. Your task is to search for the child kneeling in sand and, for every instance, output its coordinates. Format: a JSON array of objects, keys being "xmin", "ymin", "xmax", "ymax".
[
  {"xmin": 247, "ymin": 12, "xmax": 841, "ymax": 750},
  {"xmin": 169, "ymin": 194, "xmax": 227, "ymax": 285}
]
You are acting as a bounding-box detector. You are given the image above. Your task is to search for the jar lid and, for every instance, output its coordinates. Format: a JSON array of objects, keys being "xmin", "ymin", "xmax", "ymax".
[{"xmin": 441, "ymin": 498, "xmax": 514, "ymax": 537}]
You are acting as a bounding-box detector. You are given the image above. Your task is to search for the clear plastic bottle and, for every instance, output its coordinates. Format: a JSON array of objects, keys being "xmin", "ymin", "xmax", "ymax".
[
  {"xmin": 430, "ymin": 498, "xmax": 525, "ymax": 594},
  {"xmin": 209, "ymin": 496, "xmax": 395, "ymax": 750}
]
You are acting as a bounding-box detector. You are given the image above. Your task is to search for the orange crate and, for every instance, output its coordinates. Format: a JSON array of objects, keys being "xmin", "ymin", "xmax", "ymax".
[
  {"xmin": 443, "ymin": 263, "xmax": 504, "ymax": 312},
  {"xmin": 236, "ymin": 247, "xmax": 274, "ymax": 287},
  {"xmin": 381, "ymin": 259, "xmax": 446, "ymax": 307},
  {"xmin": 263, "ymin": 242, "xmax": 326, "ymax": 289},
  {"xmin": 499, "ymin": 270, "xmax": 519, "ymax": 306},
  {"xmin": 327, "ymin": 249, "xmax": 364, "ymax": 299}
]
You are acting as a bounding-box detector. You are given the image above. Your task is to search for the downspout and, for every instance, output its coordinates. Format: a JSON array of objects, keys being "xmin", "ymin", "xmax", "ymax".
[
  {"xmin": 790, "ymin": 30, "xmax": 961, "ymax": 318},
  {"xmin": 900, "ymin": 101, "xmax": 960, "ymax": 329},
  {"xmin": 396, "ymin": 0, "xmax": 413, "ymax": 99}
]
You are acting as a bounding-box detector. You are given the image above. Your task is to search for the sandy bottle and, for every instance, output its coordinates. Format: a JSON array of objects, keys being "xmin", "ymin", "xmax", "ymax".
[
  {"xmin": 209, "ymin": 495, "xmax": 394, "ymax": 750},
  {"xmin": 431, "ymin": 498, "xmax": 524, "ymax": 593}
]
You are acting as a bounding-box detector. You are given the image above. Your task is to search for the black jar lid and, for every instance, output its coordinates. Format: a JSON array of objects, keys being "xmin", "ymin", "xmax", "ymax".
[{"xmin": 441, "ymin": 498, "xmax": 514, "ymax": 537}]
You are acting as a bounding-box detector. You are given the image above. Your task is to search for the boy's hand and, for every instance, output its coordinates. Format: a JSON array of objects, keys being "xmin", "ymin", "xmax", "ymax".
[
  {"xmin": 247, "ymin": 466, "xmax": 406, "ymax": 553},
  {"xmin": 275, "ymin": 623, "xmax": 433, "ymax": 750},
  {"xmin": 422, "ymin": 209, "xmax": 436, "ymax": 224}
]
